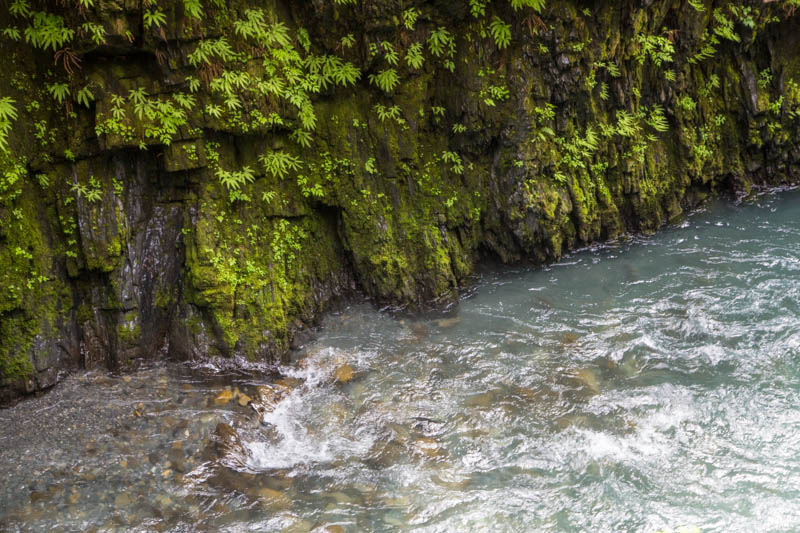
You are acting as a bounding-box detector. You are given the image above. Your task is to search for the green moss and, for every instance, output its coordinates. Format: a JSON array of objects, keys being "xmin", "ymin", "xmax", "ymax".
[{"xmin": 116, "ymin": 312, "xmax": 141, "ymax": 344}]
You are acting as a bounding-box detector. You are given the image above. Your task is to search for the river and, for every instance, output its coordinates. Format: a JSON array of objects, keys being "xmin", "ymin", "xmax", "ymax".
[{"xmin": 2, "ymin": 189, "xmax": 800, "ymax": 532}]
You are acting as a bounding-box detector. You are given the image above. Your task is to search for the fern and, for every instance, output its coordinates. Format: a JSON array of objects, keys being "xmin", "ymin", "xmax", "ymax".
[
  {"xmin": 216, "ymin": 165, "xmax": 256, "ymax": 191},
  {"xmin": 290, "ymin": 128, "xmax": 313, "ymax": 148},
  {"xmin": 442, "ymin": 151, "xmax": 464, "ymax": 174},
  {"xmin": 428, "ymin": 27, "xmax": 453, "ymax": 57},
  {"xmin": 233, "ymin": 10, "xmax": 290, "ymax": 48},
  {"xmin": 0, "ymin": 96, "xmax": 18, "ymax": 153},
  {"xmin": 24, "ymin": 12, "xmax": 74, "ymax": 51},
  {"xmin": 188, "ymin": 37, "xmax": 237, "ymax": 67},
  {"xmin": 402, "ymin": 7, "xmax": 420, "ymax": 30},
  {"xmin": 470, "ymin": 0, "xmax": 488, "ymax": 18},
  {"xmin": 330, "ymin": 60, "xmax": 361, "ymax": 86},
  {"xmin": 510, "ymin": 0, "xmax": 546, "ymax": 12},
  {"xmin": 373, "ymin": 104, "xmax": 403, "ymax": 124},
  {"xmin": 645, "ymin": 104, "xmax": 669, "ymax": 132},
  {"xmin": 599, "ymin": 82, "xmax": 609, "ymax": 101},
  {"xmin": 259, "ymin": 150, "xmax": 302, "ymax": 179},
  {"xmin": 143, "ymin": 7, "xmax": 167, "ymax": 29},
  {"xmin": 368, "ymin": 68, "xmax": 400, "ymax": 93},
  {"xmin": 170, "ymin": 92, "xmax": 193, "ymax": 110},
  {"xmin": 689, "ymin": 31, "xmax": 718, "ymax": 64},
  {"xmin": 205, "ymin": 103, "xmax": 223, "ymax": 119},
  {"xmin": 80, "ymin": 21, "xmax": 106, "ymax": 45},
  {"xmin": 2, "ymin": 27, "xmax": 22, "ymax": 41},
  {"xmin": 76, "ymin": 86, "xmax": 94, "ymax": 108},
  {"xmin": 47, "ymin": 82, "xmax": 70, "ymax": 105},
  {"xmin": 183, "ymin": 0, "xmax": 203, "ymax": 19},
  {"xmin": 481, "ymin": 84, "xmax": 510, "ymax": 107},
  {"xmin": 71, "ymin": 176, "xmax": 103, "ymax": 203},
  {"xmin": 615, "ymin": 110, "xmax": 641, "ymax": 137},
  {"xmin": 297, "ymin": 28, "xmax": 311, "ymax": 52},
  {"xmin": 688, "ymin": 0, "xmax": 706, "ymax": 12},
  {"xmin": 381, "ymin": 41, "xmax": 399, "ymax": 66},
  {"xmin": 490, "ymin": 17, "xmax": 512, "ymax": 49},
  {"xmin": 712, "ymin": 9, "xmax": 740, "ymax": 42},
  {"xmin": 635, "ymin": 33, "xmax": 675, "ymax": 66},
  {"xmin": 405, "ymin": 43, "xmax": 425, "ymax": 69},
  {"xmin": 604, "ymin": 62, "xmax": 621, "ymax": 77},
  {"xmin": 128, "ymin": 87, "xmax": 149, "ymax": 118},
  {"xmin": 582, "ymin": 126, "xmax": 599, "ymax": 151},
  {"xmin": 0, "ymin": 96, "xmax": 18, "ymax": 123},
  {"xmin": 9, "ymin": 0, "xmax": 32, "ymax": 18}
]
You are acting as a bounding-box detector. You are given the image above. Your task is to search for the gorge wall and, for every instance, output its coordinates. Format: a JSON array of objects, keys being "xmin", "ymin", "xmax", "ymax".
[{"xmin": 1, "ymin": 0, "xmax": 799, "ymax": 403}]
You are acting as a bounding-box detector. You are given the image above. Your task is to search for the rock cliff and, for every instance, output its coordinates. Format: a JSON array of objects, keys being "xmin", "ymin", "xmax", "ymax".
[{"xmin": 1, "ymin": 0, "xmax": 799, "ymax": 402}]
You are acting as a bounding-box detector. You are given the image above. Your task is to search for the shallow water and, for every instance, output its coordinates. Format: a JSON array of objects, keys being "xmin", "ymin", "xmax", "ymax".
[{"xmin": 2, "ymin": 189, "xmax": 800, "ymax": 532}]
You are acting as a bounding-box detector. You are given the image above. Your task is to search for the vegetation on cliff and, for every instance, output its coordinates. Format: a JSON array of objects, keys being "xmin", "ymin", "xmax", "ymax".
[{"xmin": 1, "ymin": 0, "xmax": 800, "ymax": 400}]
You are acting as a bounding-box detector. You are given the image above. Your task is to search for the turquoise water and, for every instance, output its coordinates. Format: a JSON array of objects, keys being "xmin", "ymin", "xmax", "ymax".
[{"xmin": 2, "ymin": 189, "xmax": 800, "ymax": 531}]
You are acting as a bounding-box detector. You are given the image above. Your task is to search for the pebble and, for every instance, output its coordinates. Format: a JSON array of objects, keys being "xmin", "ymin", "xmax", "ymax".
[
  {"xmin": 274, "ymin": 377, "xmax": 303, "ymax": 389},
  {"xmin": 237, "ymin": 393, "xmax": 252, "ymax": 407},
  {"xmin": 214, "ymin": 389, "xmax": 234, "ymax": 405}
]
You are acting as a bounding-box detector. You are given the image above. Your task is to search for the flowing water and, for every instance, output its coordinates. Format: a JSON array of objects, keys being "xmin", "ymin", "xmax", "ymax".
[{"xmin": 2, "ymin": 189, "xmax": 800, "ymax": 532}]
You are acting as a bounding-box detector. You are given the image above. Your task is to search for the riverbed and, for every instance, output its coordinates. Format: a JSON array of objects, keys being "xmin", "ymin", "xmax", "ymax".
[{"xmin": 2, "ymin": 189, "xmax": 800, "ymax": 532}]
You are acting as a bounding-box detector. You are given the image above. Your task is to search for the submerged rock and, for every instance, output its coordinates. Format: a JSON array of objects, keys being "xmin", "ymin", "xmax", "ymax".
[
  {"xmin": 237, "ymin": 393, "xmax": 252, "ymax": 407},
  {"xmin": 252, "ymin": 383, "xmax": 291, "ymax": 416},
  {"xmin": 332, "ymin": 364, "xmax": 355, "ymax": 384},
  {"xmin": 214, "ymin": 423, "xmax": 248, "ymax": 468},
  {"xmin": 570, "ymin": 368, "xmax": 602, "ymax": 395},
  {"xmin": 430, "ymin": 474, "xmax": 471, "ymax": 491},
  {"xmin": 412, "ymin": 437, "xmax": 447, "ymax": 459},
  {"xmin": 408, "ymin": 322, "xmax": 429, "ymax": 341},
  {"xmin": 213, "ymin": 389, "xmax": 234, "ymax": 406},
  {"xmin": 255, "ymin": 487, "xmax": 291, "ymax": 509},
  {"xmin": 436, "ymin": 317, "xmax": 462, "ymax": 328},
  {"xmin": 464, "ymin": 390, "xmax": 497, "ymax": 409}
]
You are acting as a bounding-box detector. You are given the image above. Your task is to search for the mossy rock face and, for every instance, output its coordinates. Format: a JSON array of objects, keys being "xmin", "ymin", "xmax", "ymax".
[{"xmin": 1, "ymin": 0, "xmax": 800, "ymax": 402}]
